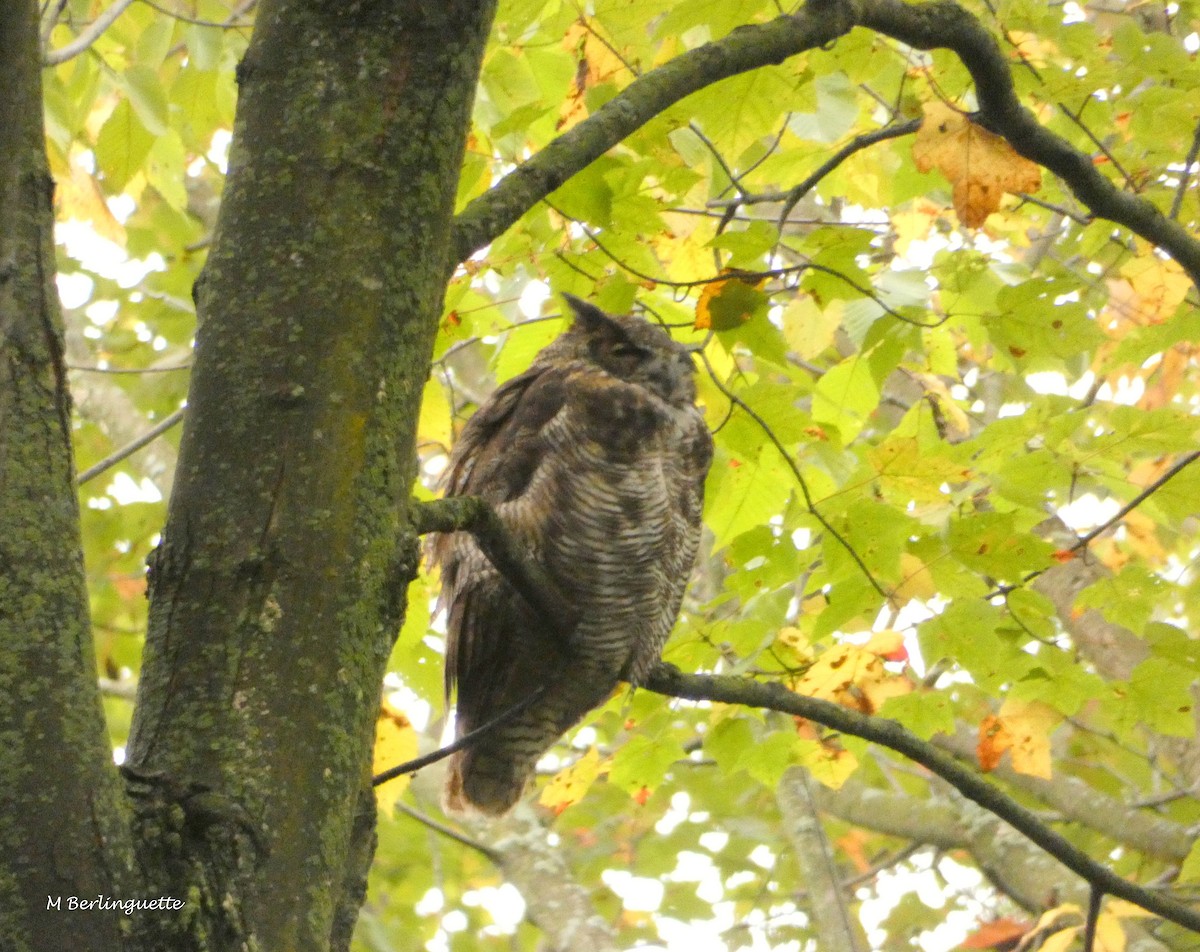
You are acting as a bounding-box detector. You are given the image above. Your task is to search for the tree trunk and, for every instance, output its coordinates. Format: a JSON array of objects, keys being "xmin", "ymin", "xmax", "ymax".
[
  {"xmin": 0, "ymin": 3, "xmax": 136, "ymax": 949},
  {"xmin": 123, "ymin": 0, "xmax": 497, "ymax": 948}
]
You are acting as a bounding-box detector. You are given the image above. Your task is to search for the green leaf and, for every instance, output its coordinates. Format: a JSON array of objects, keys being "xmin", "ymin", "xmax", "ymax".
[
  {"xmin": 811, "ymin": 351, "xmax": 880, "ymax": 442},
  {"xmin": 122, "ymin": 66, "xmax": 170, "ymax": 136},
  {"xmin": 95, "ymin": 99, "xmax": 156, "ymax": 191}
]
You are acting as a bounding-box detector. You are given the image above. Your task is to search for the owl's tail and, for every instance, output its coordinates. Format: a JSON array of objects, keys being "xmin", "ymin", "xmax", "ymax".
[
  {"xmin": 442, "ymin": 674, "xmax": 619, "ymax": 815},
  {"xmin": 443, "ymin": 748, "xmax": 532, "ymax": 816}
]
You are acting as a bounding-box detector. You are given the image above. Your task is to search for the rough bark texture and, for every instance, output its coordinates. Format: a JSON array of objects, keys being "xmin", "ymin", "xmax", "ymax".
[
  {"xmin": 0, "ymin": 2, "xmax": 136, "ymax": 948},
  {"xmin": 777, "ymin": 767, "xmax": 865, "ymax": 952},
  {"xmin": 123, "ymin": 0, "xmax": 497, "ymax": 948},
  {"xmin": 486, "ymin": 805, "xmax": 619, "ymax": 952}
]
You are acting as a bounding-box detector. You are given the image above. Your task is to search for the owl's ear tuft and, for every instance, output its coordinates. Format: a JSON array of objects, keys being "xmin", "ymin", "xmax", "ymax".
[{"xmin": 562, "ymin": 293, "xmax": 615, "ymax": 330}]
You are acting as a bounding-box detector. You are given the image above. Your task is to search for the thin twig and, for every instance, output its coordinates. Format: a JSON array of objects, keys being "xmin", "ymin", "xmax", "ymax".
[
  {"xmin": 393, "ymin": 802, "xmax": 497, "ymax": 859},
  {"xmin": 76, "ymin": 406, "xmax": 186, "ymax": 486},
  {"xmin": 704, "ymin": 118, "xmax": 921, "ymax": 216},
  {"xmin": 774, "ymin": 118, "xmax": 921, "ymax": 226},
  {"xmin": 43, "ymin": 0, "xmax": 137, "ymax": 65},
  {"xmin": 1056, "ymin": 96, "xmax": 1135, "ymax": 190},
  {"xmin": 137, "ymin": 0, "xmax": 254, "ymax": 27},
  {"xmin": 1071, "ymin": 450, "xmax": 1200, "ymax": 551},
  {"xmin": 1170, "ymin": 119, "xmax": 1200, "ymax": 220},
  {"xmin": 696, "ymin": 350, "xmax": 892, "ymax": 602},
  {"xmin": 1082, "ymin": 885, "xmax": 1103, "ymax": 952},
  {"xmin": 68, "ymin": 362, "xmax": 193, "ymax": 374}
]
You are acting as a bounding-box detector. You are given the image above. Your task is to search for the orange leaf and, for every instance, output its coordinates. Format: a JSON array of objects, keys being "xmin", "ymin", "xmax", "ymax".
[
  {"xmin": 912, "ymin": 102, "xmax": 1041, "ymax": 227},
  {"xmin": 977, "ymin": 714, "xmax": 1011, "ymax": 772},
  {"xmin": 960, "ymin": 916, "xmax": 1031, "ymax": 949}
]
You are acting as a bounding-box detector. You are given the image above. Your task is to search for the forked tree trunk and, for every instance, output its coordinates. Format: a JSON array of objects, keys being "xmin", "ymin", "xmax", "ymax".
[{"xmin": 1, "ymin": 0, "xmax": 497, "ymax": 949}]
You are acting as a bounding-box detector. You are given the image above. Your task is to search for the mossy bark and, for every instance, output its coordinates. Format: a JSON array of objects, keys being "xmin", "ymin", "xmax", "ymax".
[
  {"xmin": 0, "ymin": 3, "xmax": 137, "ymax": 949},
  {"xmin": 124, "ymin": 0, "xmax": 497, "ymax": 948}
]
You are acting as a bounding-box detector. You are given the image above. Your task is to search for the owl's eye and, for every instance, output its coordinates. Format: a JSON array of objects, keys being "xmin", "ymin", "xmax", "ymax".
[{"xmin": 610, "ymin": 342, "xmax": 648, "ymax": 361}]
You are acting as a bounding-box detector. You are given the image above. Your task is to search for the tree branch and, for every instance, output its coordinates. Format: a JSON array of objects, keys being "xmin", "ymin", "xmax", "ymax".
[
  {"xmin": 42, "ymin": 0, "xmax": 136, "ymax": 65},
  {"xmin": 413, "ymin": 497, "xmax": 579, "ymax": 631},
  {"xmin": 854, "ymin": 0, "xmax": 1200, "ymax": 286},
  {"xmin": 451, "ymin": 6, "xmax": 856, "ymax": 262},
  {"xmin": 413, "ymin": 492, "xmax": 1200, "ymax": 932},
  {"xmin": 642, "ymin": 665, "xmax": 1200, "ymax": 933},
  {"xmin": 454, "ymin": 0, "xmax": 1200, "ymax": 289}
]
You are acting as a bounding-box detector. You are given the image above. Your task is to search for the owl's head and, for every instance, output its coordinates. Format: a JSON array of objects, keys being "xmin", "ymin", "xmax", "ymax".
[{"xmin": 546, "ymin": 294, "xmax": 699, "ymax": 407}]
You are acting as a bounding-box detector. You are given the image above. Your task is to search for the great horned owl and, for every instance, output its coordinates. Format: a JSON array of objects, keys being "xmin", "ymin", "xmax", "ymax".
[{"xmin": 429, "ymin": 294, "xmax": 713, "ymax": 815}]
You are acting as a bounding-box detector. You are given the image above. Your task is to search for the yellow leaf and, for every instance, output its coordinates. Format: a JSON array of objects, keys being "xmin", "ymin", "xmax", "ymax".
[
  {"xmin": 894, "ymin": 552, "xmax": 937, "ymax": 601},
  {"xmin": 914, "ymin": 373, "xmax": 971, "ymax": 439},
  {"xmin": 1120, "ymin": 252, "xmax": 1190, "ymax": 324},
  {"xmin": 651, "ymin": 216, "xmax": 716, "ymax": 285},
  {"xmin": 1035, "ymin": 903, "xmax": 1083, "ymax": 931},
  {"xmin": 795, "ymin": 739, "xmax": 858, "ymax": 789},
  {"xmin": 781, "ymin": 295, "xmax": 841, "ymax": 360},
  {"xmin": 792, "ymin": 644, "xmax": 912, "ymax": 715},
  {"xmin": 912, "ymin": 102, "xmax": 1041, "ymax": 227},
  {"xmin": 56, "ymin": 165, "xmax": 125, "ymax": 243},
  {"xmin": 863, "ymin": 630, "xmax": 907, "ymax": 662},
  {"xmin": 998, "ymin": 697, "xmax": 1061, "ymax": 779},
  {"xmin": 558, "ymin": 21, "xmax": 630, "ymax": 132},
  {"xmin": 418, "ymin": 377, "xmax": 453, "ymax": 450},
  {"xmin": 372, "ymin": 700, "xmax": 419, "ymax": 817},
  {"xmin": 1096, "ymin": 913, "xmax": 1126, "ymax": 952},
  {"xmin": 1040, "ymin": 926, "xmax": 1081, "ymax": 952},
  {"xmin": 1104, "ymin": 899, "xmax": 1156, "ymax": 918},
  {"xmin": 868, "ymin": 437, "xmax": 971, "ymax": 505},
  {"xmin": 891, "ymin": 199, "xmax": 942, "ymax": 255},
  {"xmin": 774, "ymin": 625, "xmax": 813, "ymax": 663},
  {"xmin": 538, "ymin": 746, "xmax": 607, "ymax": 814},
  {"xmin": 1007, "ymin": 30, "xmax": 1060, "ymax": 68}
]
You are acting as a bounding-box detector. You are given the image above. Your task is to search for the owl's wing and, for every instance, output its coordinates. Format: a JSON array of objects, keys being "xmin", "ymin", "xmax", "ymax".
[{"xmin": 430, "ymin": 364, "xmax": 576, "ymax": 722}]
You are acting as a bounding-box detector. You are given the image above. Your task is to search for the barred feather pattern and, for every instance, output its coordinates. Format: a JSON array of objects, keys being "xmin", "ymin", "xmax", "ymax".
[{"xmin": 429, "ymin": 296, "xmax": 713, "ymax": 815}]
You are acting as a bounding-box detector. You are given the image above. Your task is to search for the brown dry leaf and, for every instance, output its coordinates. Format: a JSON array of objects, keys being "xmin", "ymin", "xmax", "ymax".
[
  {"xmin": 372, "ymin": 700, "xmax": 419, "ymax": 816},
  {"xmin": 959, "ymin": 917, "xmax": 1030, "ymax": 949},
  {"xmin": 912, "ymin": 102, "xmax": 1042, "ymax": 227}
]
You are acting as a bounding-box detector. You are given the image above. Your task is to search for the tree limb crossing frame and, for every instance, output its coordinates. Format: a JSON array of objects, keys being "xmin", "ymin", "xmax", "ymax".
[{"xmin": 410, "ymin": 496, "xmax": 1200, "ymax": 935}]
